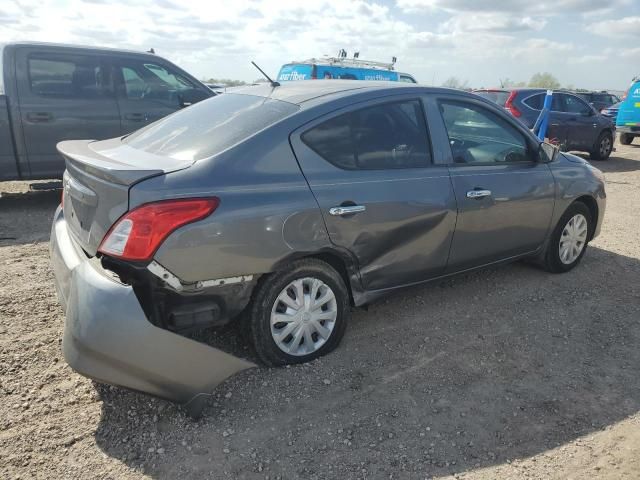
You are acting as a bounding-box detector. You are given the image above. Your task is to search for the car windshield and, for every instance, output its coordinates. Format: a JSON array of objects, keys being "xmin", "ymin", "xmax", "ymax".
[
  {"xmin": 474, "ymin": 91, "xmax": 510, "ymax": 106},
  {"xmin": 124, "ymin": 93, "xmax": 299, "ymax": 161}
]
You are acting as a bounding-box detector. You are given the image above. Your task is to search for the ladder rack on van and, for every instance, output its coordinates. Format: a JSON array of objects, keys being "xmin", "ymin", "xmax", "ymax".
[{"xmin": 300, "ymin": 56, "xmax": 396, "ymax": 71}]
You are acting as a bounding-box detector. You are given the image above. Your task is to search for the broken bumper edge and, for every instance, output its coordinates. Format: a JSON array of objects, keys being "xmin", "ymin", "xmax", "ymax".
[{"xmin": 49, "ymin": 206, "xmax": 255, "ymax": 417}]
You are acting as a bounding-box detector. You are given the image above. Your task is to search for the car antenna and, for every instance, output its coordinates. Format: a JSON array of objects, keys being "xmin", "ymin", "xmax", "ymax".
[{"xmin": 251, "ymin": 61, "xmax": 280, "ymax": 87}]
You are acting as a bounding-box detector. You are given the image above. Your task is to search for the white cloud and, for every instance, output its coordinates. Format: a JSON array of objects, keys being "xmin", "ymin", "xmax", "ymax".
[
  {"xmin": 0, "ymin": 0, "xmax": 637, "ymax": 90},
  {"xmin": 396, "ymin": 0, "xmax": 631, "ymax": 15},
  {"xmin": 588, "ymin": 16, "xmax": 640, "ymax": 38}
]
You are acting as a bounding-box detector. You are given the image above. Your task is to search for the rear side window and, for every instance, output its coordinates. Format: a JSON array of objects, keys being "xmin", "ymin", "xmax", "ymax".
[
  {"xmin": 523, "ymin": 93, "xmax": 544, "ymax": 110},
  {"xmin": 302, "ymin": 99, "xmax": 431, "ymax": 170},
  {"xmin": 524, "ymin": 93, "xmax": 563, "ymax": 112},
  {"xmin": 475, "ymin": 91, "xmax": 509, "ymax": 106},
  {"xmin": 125, "ymin": 93, "xmax": 299, "ymax": 160},
  {"xmin": 28, "ymin": 54, "xmax": 106, "ymax": 98}
]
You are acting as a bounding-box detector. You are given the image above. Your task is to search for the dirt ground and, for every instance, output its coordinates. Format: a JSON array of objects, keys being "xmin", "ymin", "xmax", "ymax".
[{"xmin": 1, "ymin": 139, "xmax": 639, "ymax": 480}]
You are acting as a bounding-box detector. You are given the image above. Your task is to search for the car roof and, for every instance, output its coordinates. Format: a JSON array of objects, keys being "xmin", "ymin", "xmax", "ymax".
[
  {"xmin": 3, "ymin": 41, "xmax": 154, "ymax": 57},
  {"xmin": 227, "ymin": 80, "xmax": 465, "ymax": 106}
]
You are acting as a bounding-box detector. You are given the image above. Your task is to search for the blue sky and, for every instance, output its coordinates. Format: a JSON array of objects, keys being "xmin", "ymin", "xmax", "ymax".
[{"xmin": 2, "ymin": 0, "xmax": 639, "ymax": 90}]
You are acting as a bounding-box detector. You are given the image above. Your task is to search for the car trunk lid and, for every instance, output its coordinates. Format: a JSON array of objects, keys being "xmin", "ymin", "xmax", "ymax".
[{"xmin": 59, "ymin": 137, "xmax": 194, "ymax": 256}]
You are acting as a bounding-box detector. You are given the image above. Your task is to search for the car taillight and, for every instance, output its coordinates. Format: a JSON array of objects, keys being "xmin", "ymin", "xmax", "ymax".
[
  {"xmin": 505, "ymin": 91, "xmax": 521, "ymax": 117},
  {"xmin": 98, "ymin": 198, "xmax": 219, "ymax": 262}
]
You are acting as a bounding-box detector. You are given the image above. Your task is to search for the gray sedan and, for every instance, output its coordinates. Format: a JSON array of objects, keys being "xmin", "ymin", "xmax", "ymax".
[{"xmin": 50, "ymin": 81, "xmax": 606, "ymax": 415}]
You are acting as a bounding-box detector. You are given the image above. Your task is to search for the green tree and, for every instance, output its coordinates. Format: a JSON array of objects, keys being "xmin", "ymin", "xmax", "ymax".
[
  {"xmin": 202, "ymin": 78, "xmax": 248, "ymax": 87},
  {"xmin": 441, "ymin": 77, "xmax": 469, "ymax": 90},
  {"xmin": 500, "ymin": 78, "xmax": 526, "ymax": 88},
  {"xmin": 528, "ymin": 72, "xmax": 561, "ymax": 89}
]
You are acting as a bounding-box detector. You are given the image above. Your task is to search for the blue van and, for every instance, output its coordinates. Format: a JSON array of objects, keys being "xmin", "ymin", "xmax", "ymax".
[
  {"xmin": 277, "ymin": 57, "xmax": 417, "ymax": 84},
  {"xmin": 616, "ymin": 77, "xmax": 640, "ymax": 145}
]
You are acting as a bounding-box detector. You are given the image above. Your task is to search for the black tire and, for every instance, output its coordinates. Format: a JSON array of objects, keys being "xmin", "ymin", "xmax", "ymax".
[
  {"xmin": 542, "ymin": 202, "xmax": 592, "ymax": 273},
  {"xmin": 247, "ymin": 258, "xmax": 350, "ymax": 367},
  {"xmin": 590, "ymin": 131, "xmax": 613, "ymax": 160},
  {"xmin": 620, "ymin": 133, "xmax": 633, "ymax": 145}
]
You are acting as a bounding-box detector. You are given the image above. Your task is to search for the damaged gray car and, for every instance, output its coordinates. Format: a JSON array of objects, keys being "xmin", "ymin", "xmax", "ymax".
[{"xmin": 50, "ymin": 80, "xmax": 606, "ymax": 416}]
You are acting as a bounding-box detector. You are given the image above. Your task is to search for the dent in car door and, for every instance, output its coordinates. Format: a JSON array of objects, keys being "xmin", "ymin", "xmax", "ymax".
[
  {"xmin": 15, "ymin": 48, "xmax": 121, "ymax": 179},
  {"xmin": 290, "ymin": 96, "xmax": 457, "ymax": 291},
  {"xmin": 436, "ymin": 98, "xmax": 555, "ymax": 272}
]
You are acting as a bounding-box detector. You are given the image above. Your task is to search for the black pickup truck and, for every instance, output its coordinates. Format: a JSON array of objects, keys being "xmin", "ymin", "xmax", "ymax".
[{"xmin": 0, "ymin": 42, "xmax": 213, "ymax": 181}]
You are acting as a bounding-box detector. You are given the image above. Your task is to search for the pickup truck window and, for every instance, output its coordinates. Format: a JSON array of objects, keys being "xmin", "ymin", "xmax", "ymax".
[
  {"xmin": 28, "ymin": 55, "xmax": 106, "ymax": 98},
  {"xmin": 118, "ymin": 61, "xmax": 195, "ymax": 100}
]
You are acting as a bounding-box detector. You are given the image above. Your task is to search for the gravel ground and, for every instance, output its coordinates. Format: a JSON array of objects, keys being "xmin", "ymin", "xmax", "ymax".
[{"xmin": 1, "ymin": 140, "xmax": 639, "ymax": 480}]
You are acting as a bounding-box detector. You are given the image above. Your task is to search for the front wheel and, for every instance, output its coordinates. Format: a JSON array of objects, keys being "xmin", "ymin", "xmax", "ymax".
[
  {"xmin": 590, "ymin": 131, "xmax": 613, "ymax": 160},
  {"xmin": 542, "ymin": 202, "xmax": 592, "ymax": 273},
  {"xmin": 247, "ymin": 258, "xmax": 350, "ymax": 366}
]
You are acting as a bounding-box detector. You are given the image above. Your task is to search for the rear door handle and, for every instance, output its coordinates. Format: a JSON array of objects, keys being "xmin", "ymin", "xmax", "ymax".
[
  {"xmin": 466, "ymin": 189, "xmax": 492, "ymax": 199},
  {"xmin": 329, "ymin": 205, "xmax": 366, "ymax": 216},
  {"xmin": 125, "ymin": 113, "xmax": 148, "ymax": 122},
  {"xmin": 26, "ymin": 112, "xmax": 52, "ymax": 123}
]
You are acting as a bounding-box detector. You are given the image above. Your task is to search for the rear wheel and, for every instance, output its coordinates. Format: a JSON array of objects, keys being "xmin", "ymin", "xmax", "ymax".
[
  {"xmin": 620, "ymin": 133, "xmax": 634, "ymax": 145},
  {"xmin": 247, "ymin": 258, "xmax": 350, "ymax": 366},
  {"xmin": 542, "ymin": 202, "xmax": 592, "ymax": 273},
  {"xmin": 590, "ymin": 131, "xmax": 613, "ymax": 160}
]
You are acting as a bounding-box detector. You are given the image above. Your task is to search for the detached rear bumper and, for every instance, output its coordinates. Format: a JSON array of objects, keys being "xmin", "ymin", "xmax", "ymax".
[{"xmin": 49, "ymin": 206, "xmax": 254, "ymax": 415}]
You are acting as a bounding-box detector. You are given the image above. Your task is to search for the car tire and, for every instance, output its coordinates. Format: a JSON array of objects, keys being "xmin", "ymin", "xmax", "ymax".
[
  {"xmin": 590, "ymin": 131, "xmax": 613, "ymax": 160},
  {"xmin": 542, "ymin": 202, "xmax": 592, "ymax": 273},
  {"xmin": 247, "ymin": 258, "xmax": 350, "ymax": 367},
  {"xmin": 620, "ymin": 133, "xmax": 633, "ymax": 145}
]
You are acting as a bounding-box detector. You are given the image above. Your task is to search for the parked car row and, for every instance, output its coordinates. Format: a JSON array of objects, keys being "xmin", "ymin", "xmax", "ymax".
[
  {"xmin": 0, "ymin": 42, "xmax": 214, "ymax": 181},
  {"xmin": 473, "ymin": 88, "xmax": 615, "ymax": 160}
]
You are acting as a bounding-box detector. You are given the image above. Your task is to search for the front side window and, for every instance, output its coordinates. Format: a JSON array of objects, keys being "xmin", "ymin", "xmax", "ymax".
[
  {"xmin": 399, "ymin": 75, "xmax": 417, "ymax": 84},
  {"xmin": 302, "ymin": 100, "xmax": 431, "ymax": 170},
  {"xmin": 117, "ymin": 61, "xmax": 196, "ymax": 101},
  {"xmin": 439, "ymin": 101, "xmax": 530, "ymax": 165},
  {"xmin": 563, "ymin": 94, "xmax": 591, "ymax": 114},
  {"xmin": 28, "ymin": 55, "xmax": 106, "ymax": 98}
]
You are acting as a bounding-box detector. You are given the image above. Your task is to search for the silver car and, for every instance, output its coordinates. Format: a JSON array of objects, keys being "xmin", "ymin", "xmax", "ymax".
[{"xmin": 50, "ymin": 81, "xmax": 606, "ymax": 415}]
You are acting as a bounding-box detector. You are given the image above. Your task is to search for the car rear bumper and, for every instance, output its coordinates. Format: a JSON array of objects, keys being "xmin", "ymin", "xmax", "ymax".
[{"xmin": 49, "ymin": 206, "xmax": 255, "ymax": 415}]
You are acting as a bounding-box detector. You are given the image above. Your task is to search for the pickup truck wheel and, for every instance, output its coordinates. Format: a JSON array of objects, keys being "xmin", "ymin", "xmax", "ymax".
[
  {"xmin": 590, "ymin": 131, "xmax": 613, "ymax": 160},
  {"xmin": 542, "ymin": 202, "xmax": 592, "ymax": 273},
  {"xmin": 248, "ymin": 259, "xmax": 350, "ymax": 367},
  {"xmin": 620, "ymin": 133, "xmax": 633, "ymax": 145}
]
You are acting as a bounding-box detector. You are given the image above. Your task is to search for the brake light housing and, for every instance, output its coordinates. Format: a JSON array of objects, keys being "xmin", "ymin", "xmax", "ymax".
[
  {"xmin": 505, "ymin": 91, "xmax": 521, "ymax": 118},
  {"xmin": 98, "ymin": 198, "xmax": 219, "ymax": 262}
]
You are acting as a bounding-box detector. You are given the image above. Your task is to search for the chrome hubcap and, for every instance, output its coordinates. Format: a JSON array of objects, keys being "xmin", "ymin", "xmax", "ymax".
[
  {"xmin": 559, "ymin": 214, "xmax": 588, "ymax": 265},
  {"xmin": 600, "ymin": 137, "xmax": 611, "ymax": 156},
  {"xmin": 270, "ymin": 277, "xmax": 337, "ymax": 356}
]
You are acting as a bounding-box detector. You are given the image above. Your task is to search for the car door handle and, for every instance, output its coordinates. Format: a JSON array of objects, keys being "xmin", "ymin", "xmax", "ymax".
[
  {"xmin": 466, "ymin": 189, "xmax": 492, "ymax": 199},
  {"xmin": 125, "ymin": 113, "xmax": 148, "ymax": 121},
  {"xmin": 26, "ymin": 112, "xmax": 52, "ymax": 123},
  {"xmin": 329, "ymin": 205, "xmax": 366, "ymax": 216}
]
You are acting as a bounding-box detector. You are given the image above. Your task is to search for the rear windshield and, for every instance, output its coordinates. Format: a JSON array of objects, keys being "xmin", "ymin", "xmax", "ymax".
[
  {"xmin": 124, "ymin": 93, "xmax": 299, "ymax": 160},
  {"xmin": 474, "ymin": 91, "xmax": 510, "ymax": 106}
]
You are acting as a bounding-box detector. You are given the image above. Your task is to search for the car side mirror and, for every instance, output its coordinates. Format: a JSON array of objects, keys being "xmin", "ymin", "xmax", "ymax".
[{"xmin": 539, "ymin": 142, "xmax": 559, "ymax": 163}]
